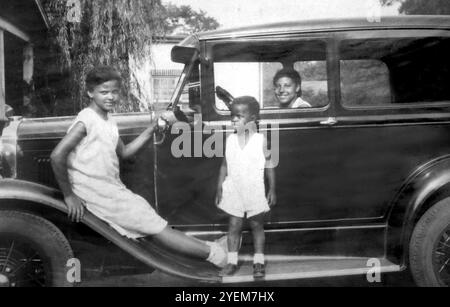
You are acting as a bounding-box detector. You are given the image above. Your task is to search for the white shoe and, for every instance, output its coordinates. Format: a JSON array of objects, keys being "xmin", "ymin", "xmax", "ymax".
[{"xmin": 206, "ymin": 241, "xmax": 227, "ymax": 268}]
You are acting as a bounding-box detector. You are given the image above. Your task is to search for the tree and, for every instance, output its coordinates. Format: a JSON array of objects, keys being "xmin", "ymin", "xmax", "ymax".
[
  {"xmin": 39, "ymin": 1, "xmax": 219, "ymax": 116},
  {"xmin": 381, "ymin": 0, "xmax": 450, "ymax": 15},
  {"xmin": 42, "ymin": 0, "xmax": 166, "ymax": 115},
  {"xmin": 162, "ymin": 3, "xmax": 220, "ymax": 35}
]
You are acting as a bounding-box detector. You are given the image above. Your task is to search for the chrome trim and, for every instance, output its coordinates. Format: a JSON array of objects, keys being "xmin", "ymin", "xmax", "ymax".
[
  {"xmin": 0, "ymin": 120, "xmax": 21, "ymax": 178},
  {"xmin": 186, "ymin": 224, "xmax": 386, "ymax": 237}
]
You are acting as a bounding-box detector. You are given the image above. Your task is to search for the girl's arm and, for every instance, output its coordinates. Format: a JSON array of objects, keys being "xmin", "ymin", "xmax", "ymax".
[
  {"xmin": 50, "ymin": 122, "xmax": 87, "ymax": 222},
  {"xmin": 116, "ymin": 120, "xmax": 158, "ymax": 160},
  {"xmin": 215, "ymin": 157, "xmax": 228, "ymax": 206}
]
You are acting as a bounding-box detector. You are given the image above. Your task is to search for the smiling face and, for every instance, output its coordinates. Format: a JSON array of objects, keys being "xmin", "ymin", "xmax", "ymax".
[
  {"xmin": 274, "ymin": 76, "xmax": 301, "ymax": 107},
  {"xmin": 87, "ymin": 80, "xmax": 120, "ymax": 114}
]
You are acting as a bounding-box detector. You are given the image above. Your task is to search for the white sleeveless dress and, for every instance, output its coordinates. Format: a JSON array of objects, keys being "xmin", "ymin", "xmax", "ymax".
[
  {"xmin": 218, "ymin": 133, "xmax": 270, "ymax": 218},
  {"xmin": 67, "ymin": 108, "xmax": 167, "ymax": 239}
]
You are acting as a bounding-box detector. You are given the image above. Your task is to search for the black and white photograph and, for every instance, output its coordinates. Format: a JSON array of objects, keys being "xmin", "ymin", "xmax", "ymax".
[{"xmin": 0, "ymin": 0, "xmax": 449, "ymax": 292}]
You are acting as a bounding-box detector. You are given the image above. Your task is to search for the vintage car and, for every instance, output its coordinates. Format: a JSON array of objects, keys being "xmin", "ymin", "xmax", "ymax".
[{"xmin": 0, "ymin": 16, "xmax": 449, "ymax": 287}]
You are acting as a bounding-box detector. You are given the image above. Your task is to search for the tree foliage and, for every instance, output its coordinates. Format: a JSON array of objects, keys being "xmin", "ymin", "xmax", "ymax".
[
  {"xmin": 162, "ymin": 3, "xmax": 220, "ymax": 35},
  {"xmin": 380, "ymin": 0, "xmax": 450, "ymax": 15},
  {"xmin": 42, "ymin": 0, "xmax": 166, "ymax": 115},
  {"xmin": 39, "ymin": 1, "xmax": 219, "ymax": 116}
]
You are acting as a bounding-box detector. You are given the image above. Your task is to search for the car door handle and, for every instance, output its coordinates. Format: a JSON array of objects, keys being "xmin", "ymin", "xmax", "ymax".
[{"xmin": 320, "ymin": 117, "xmax": 338, "ymax": 126}]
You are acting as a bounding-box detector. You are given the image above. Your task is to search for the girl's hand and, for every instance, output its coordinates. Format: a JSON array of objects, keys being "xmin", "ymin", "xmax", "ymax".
[
  {"xmin": 160, "ymin": 110, "xmax": 178, "ymax": 126},
  {"xmin": 267, "ymin": 189, "xmax": 277, "ymax": 207},
  {"xmin": 215, "ymin": 187, "xmax": 223, "ymax": 207},
  {"xmin": 64, "ymin": 194, "xmax": 85, "ymax": 223}
]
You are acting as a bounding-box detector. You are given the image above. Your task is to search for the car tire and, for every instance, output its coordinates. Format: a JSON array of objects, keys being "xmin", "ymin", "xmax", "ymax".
[
  {"xmin": 0, "ymin": 210, "xmax": 74, "ymax": 287},
  {"xmin": 409, "ymin": 199, "xmax": 450, "ymax": 287}
]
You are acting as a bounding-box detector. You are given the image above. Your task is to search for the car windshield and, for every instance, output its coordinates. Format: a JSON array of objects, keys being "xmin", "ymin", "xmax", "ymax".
[{"xmin": 168, "ymin": 60, "xmax": 201, "ymax": 112}]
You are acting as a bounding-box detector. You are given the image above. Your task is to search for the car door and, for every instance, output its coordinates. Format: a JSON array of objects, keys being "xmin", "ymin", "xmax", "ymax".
[
  {"xmin": 201, "ymin": 35, "xmax": 341, "ymax": 228},
  {"xmin": 156, "ymin": 35, "xmax": 339, "ymax": 236},
  {"xmin": 329, "ymin": 29, "xmax": 450, "ymax": 224}
]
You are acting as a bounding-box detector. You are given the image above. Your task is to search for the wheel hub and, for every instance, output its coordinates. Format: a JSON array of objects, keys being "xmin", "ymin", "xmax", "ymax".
[{"xmin": 0, "ymin": 273, "xmax": 10, "ymax": 287}]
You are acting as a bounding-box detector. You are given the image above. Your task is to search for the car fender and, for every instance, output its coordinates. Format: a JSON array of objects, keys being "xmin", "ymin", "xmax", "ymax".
[
  {"xmin": 0, "ymin": 179, "xmax": 220, "ymax": 282},
  {"xmin": 387, "ymin": 155, "xmax": 450, "ymax": 265}
]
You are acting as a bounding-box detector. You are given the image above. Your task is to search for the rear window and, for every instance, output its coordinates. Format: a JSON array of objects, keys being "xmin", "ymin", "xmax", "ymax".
[{"xmin": 340, "ymin": 37, "xmax": 450, "ymax": 108}]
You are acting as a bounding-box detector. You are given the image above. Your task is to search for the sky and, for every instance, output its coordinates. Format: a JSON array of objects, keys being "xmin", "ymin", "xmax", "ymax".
[{"xmin": 162, "ymin": 0, "xmax": 401, "ymax": 29}]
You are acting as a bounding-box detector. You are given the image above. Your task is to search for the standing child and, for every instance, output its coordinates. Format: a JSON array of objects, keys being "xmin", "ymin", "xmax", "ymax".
[
  {"xmin": 215, "ymin": 96, "xmax": 277, "ymax": 278},
  {"xmin": 51, "ymin": 66, "xmax": 226, "ymax": 267}
]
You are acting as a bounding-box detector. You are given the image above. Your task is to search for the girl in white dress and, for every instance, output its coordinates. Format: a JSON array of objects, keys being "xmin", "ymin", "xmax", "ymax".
[
  {"xmin": 215, "ymin": 96, "xmax": 277, "ymax": 278},
  {"xmin": 51, "ymin": 66, "xmax": 226, "ymax": 267}
]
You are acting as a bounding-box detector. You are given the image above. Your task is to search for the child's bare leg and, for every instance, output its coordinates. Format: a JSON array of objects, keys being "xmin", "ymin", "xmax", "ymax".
[
  {"xmin": 228, "ymin": 216, "xmax": 244, "ymax": 252},
  {"xmin": 153, "ymin": 226, "xmax": 209, "ymax": 259},
  {"xmin": 220, "ymin": 215, "xmax": 244, "ymax": 275},
  {"xmin": 249, "ymin": 213, "xmax": 265, "ymax": 255}
]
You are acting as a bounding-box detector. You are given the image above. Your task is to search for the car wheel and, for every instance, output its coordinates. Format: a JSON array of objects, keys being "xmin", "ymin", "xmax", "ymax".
[
  {"xmin": 409, "ymin": 199, "xmax": 450, "ymax": 287},
  {"xmin": 0, "ymin": 211, "xmax": 74, "ymax": 287}
]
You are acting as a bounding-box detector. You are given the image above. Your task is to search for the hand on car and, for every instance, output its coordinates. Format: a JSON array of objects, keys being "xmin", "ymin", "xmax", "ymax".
[
  {"xmin": 267, "ymin": 189, "xmax": 277, "ymax": 207},
  {"xmin": 65, "ymin": 194, "xmax": 85, "ymax": 223},
  {"xmin": 160, "ymin": 110, "xmax": 178, "ymax": 126}
]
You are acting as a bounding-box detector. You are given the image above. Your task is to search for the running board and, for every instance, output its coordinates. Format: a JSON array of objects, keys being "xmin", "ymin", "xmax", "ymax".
[{"xmin": 222, "ymin": 256, "xmax": 401, "ymax": 283}]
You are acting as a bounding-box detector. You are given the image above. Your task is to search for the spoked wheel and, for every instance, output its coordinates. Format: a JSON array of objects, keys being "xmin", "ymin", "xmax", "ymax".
[
  {"xmin": 410, "ymin": 199, "xmax": 450, "ymax": 287},
  {"xmin": 432, "ymin": 226, "xmax": 450, "ymax": 285},
  {"xmin": 0, "ymin": 211, "xmax": 74, "ymax": 287},
  {"xmin": 0, "ymin": 236, "xmax": 48, "ymax": 287}
]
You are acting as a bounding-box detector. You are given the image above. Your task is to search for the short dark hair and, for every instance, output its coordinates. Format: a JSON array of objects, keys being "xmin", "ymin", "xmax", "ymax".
[
  {"xmin": 232, "ymin": 96, "xmax": 261, "ymax": 121},
  {"xmin": 85, "ymin": 66, "xmax": 122, "ymax": 92},
  {"xmin": 273, "ymin": 67, "xmax": 302, "ymax": 86}
]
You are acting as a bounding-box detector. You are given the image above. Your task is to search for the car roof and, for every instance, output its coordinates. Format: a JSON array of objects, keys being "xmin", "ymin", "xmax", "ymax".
[{"xmin": 194, "ymin": 16, "xmax": 450, "ymax": 40}]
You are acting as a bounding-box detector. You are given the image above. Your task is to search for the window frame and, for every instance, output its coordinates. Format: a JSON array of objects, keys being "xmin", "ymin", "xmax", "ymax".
[{"xmin": 202, "ymin": 34, "xmax": 334, "ymax": 120}]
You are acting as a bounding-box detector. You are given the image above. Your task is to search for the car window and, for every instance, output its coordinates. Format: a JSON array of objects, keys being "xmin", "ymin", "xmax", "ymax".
[
  {"xmin": 340, "ymin": 60, "xmax": 391, "ymax": 107},
  {"xmin": 340, "ymin": 37, "xmax": 450, "ymax": 108},
  {"xmin": 212, "ymin": 40, "xmax": 329, "ymax": 111}
]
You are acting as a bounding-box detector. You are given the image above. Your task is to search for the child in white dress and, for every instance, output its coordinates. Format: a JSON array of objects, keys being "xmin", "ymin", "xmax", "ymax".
[
  {"xmin": 215, "ymin": 96, "xmax": 277, "ymax": 278},
  {"xmin": 51, "ymin": 66, "xmax": 226, "ymax": 267}
]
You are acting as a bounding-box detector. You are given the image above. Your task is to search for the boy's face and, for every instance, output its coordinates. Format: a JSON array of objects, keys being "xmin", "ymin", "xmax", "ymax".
[
  {"xmin": 87, "ymin": 80, "xmax": 120, "ymax": 113},
  {"xmin": 274, "ymin": 76, "xmax": 300, "ymax": 107},
  {"xmin": 231, "ymin": 104, "xmax": 255, "ymax": 130}
]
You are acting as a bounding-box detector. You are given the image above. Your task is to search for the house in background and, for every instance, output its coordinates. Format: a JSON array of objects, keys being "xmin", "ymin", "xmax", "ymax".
[
  {"xmin": 149, "ymin": 35, "xmax": 186, "ymax": 109},
  {"xmin": 0, "ymin": 0, "xmax": 49, "ymax": 120}
]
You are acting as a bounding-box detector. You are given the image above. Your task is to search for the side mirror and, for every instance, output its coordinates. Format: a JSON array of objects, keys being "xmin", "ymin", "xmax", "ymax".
[{"xmin": 5, "ymin": 105, "xmax": 14, "ymax": 118}]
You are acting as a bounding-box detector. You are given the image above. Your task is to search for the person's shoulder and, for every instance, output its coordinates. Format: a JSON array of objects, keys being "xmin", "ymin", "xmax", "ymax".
[
  {"xmin": 256, "ymin": 132, "xmax": 266, "ymax": 145},
  {"xmin": 73, "ymin": 108, "xmax": 99, "ymax": 130},
  {"xmin": 77, "ymin": 108, "xmax": 95, "ymax": 119},
  {"xmin": 292, "ymin": 97, "xmax": 312, "ymax": 108},
  {"xmin": 226, "ymin": 133, "xmax": 236, "ymax": 141}
]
